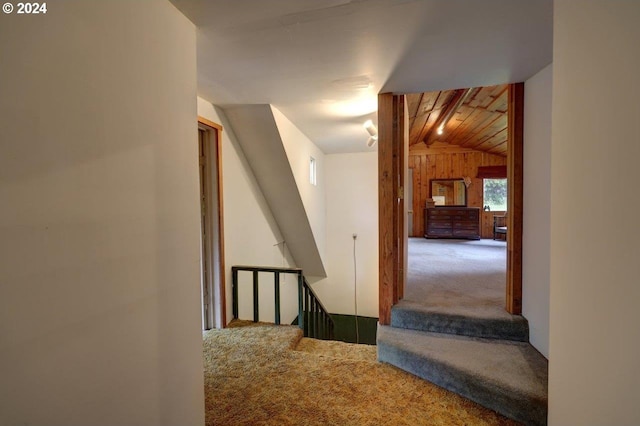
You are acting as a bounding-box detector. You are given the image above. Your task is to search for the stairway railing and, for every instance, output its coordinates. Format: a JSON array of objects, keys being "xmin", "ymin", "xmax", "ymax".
[{"xmin": 231, "ymin": 265, "xmax": 335, "ymax": 340}]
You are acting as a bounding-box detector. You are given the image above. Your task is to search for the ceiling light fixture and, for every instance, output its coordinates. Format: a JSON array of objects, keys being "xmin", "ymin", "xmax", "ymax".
[
  {"xmin": 363, "ymin": 119, "xmax": 377, "ymax": 136},
  {"xmin": 364, "ymin": 119, "xmax": 378, "ymax": 147}
]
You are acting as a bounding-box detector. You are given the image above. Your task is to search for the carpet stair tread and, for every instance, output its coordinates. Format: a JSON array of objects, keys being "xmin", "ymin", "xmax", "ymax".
[
  {"xmin": 392, "ymin": 300, "xmax": 529, "ymax": 341},
  {"xmin": 378, "ymin": 325, "xmax": 548, "ymax": 426}
]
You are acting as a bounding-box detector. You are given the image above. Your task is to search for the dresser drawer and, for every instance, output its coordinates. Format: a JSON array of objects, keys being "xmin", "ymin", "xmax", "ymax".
[
  {"xmin": 425, "ymin": 207, "xmax": 480, "ymax": 240},
  {"xmin": 428, "ymin": 211, "xmax": 452, "ymax": 218},
  {"xmin": 453, "ymin": 221, "xmax": 477, "ymax": 229},
  {"xmin": 453, "ymin": 229, "xmax": 479, "ymax": 237},
  {"xmin": 427, "ymin": 228, "xmax": 453, "ymax": 237},
  {"xmin": 430, "ymin": 222, "xmax": 453, "ymax": 229}
]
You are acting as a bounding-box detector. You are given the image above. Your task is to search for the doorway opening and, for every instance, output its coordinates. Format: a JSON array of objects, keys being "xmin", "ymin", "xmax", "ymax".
[
  {"xmin": 378, "ymin": 83, "xmax": 523, "ymax": 324},
  {"xmin": 198, "ymin": 117, "xmax": 226, "ymax": 330}
]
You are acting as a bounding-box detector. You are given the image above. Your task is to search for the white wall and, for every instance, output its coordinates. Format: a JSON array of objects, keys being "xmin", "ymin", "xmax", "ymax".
[
  {"xmin": 0, "ymin": 2, "xmax": 203, "ymax": 426},
  {"xmin": 272, "ymin": 106, "xmax": 327, "ymax": 264},
  {"xmin": 197, "ymin": 98, "xmax": 298, "ymax": 324},
  {"xmin": 523, "ymin": 63, "xmax": 552, "ymax": 359},
  {"xmin": 549, "ymin": 1, "xmax": 640, "ymax": 425},
  {"xmin": 314, "ymin": 152, "xmax": 379, "ymax": 317}
]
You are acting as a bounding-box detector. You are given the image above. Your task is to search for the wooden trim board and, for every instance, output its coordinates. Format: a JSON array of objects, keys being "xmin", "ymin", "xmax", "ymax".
[
  {"xmin": 378, "ymin": 94, "xmax": 408, "ymax": 325},
  {"xmin": 198, "ymin": 116, "xmax": 223, "ymax": 132},
  {"xmin": 198, "ymin": 116, "xmax": 227, "ymax": 328},
  {"xmin": 506, "ymin": 84, "xmax": 524, "ymax": 314}
]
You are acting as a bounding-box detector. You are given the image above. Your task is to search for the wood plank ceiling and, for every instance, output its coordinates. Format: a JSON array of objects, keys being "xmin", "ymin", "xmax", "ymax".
[{"xmin": 407, "ymin": 84, "xmax": 508, "ymax": 156}]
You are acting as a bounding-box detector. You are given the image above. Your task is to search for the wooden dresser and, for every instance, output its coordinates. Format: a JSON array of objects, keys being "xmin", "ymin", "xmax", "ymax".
[{"xmin": 424, "ymin": 207, "xmax": 481, "ymax": 240}]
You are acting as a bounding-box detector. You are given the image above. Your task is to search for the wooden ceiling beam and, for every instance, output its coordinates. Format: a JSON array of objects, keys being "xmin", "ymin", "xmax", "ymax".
[
  {"xmin": 423, "ymin": 88, "xmax": 470, "ymax": 146},
  {"xmin": 407, "ymin": 83, "xmax": 509, "ymax": 156}
]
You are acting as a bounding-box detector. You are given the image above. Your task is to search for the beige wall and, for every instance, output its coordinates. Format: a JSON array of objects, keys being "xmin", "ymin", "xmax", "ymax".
[
  {"xmin": 549, "ymin": 1, "xmax": 640, "ymax": 424},
  {"xmin": 199, "ymin": 98, "xmax": 378, "ymax": 320},
  {"xmin": 314, "ymin": 152, "xmax": 379, "ymax": 317},
  {"xmin": 272, "ymin": 106, "xmax": 327, "ymax": 265},
  {"xmin": 523, "ymin": 63, "xmax": 552, "ymax": 359},
  {"xmin": 0, "ymin": 2, "xmax": 203, "ymax": 425},
  {"xmin": 197, "ymin": 98, "xmax": 299, "ymax": 324}
]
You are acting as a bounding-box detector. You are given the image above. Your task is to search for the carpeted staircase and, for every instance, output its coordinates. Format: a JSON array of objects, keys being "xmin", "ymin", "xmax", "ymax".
[
  {"xmin": 377, "ymin": 238, "xmax": 548, "ymax": 425},
  {"xmin": 378, "ymin": 301, "xmax": 548, "ymax": 426},
  {"xmin": 207, "ymin": 321, "xmax": 519, "ymax": 425}
]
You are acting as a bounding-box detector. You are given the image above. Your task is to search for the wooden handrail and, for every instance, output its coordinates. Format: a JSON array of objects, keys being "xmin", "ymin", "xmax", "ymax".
[{"xmin": 231, "ymin": 265, "xmax": 334, "ymax": 340}]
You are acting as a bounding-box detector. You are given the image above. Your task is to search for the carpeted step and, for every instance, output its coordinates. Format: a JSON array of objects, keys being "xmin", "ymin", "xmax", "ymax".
[
  {"xmin": 295, "ymin": 337, "xmax": 378, "ymax": 362},
  {"xmin": 377, "ymin": 325, "xmax": 548, "ymax": 426},
  {"xmin": 205, "ymin": 321, "xmax": 522, "ymax": 424},
  {"xmin": 391, "ymin": 300, "xmax": 529, "ymax": 342}
]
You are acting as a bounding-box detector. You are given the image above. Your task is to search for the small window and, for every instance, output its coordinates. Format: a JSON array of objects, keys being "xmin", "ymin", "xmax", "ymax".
[
  {"xmin": 309, "ymin": 157, "xmax": 317, "ymax": 186},
  {"xmin": 483, "ymin": 178, "xmax": 507, "ymax": 211}
]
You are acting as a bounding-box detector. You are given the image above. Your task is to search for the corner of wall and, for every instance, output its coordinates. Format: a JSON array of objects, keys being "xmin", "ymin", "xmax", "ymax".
[
  {"xmin": 522, "ymin": 63, "xmax": 552, "ymax": 359},
  {"xmin": 270, "ymin": 106, "xmax": 327, "ymax": 263}
]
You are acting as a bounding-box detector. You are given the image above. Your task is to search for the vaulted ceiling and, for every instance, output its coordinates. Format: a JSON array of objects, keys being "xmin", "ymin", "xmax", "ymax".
[{"xmin": 408, "ymin": 84, "xmax": 508, "ymax": 156}]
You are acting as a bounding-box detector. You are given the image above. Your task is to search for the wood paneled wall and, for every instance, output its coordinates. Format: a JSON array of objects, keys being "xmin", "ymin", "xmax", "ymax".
[
  {"xmin": 409, "ymin": 146, "xmax": 507, "ymax": 238},
  {"xmin": 481, "ymin": 210, "xmax": 506, "ymax": 239}
]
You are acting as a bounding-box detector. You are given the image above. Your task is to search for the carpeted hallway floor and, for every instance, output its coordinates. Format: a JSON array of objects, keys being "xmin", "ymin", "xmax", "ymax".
[
  {"xmin": 404, "ymin": 238, "xmax": 508, "ymax": 317},
  {"xmin": 203, "ymin": 322, "xmax": 519, "ymax": 425}
]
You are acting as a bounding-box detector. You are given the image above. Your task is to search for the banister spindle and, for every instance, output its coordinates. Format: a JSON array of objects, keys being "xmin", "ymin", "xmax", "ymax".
[
  {"xmin": 232, "ymin": 267, "xmax": 239, "ymax": 319},
  {"xmin": 231, "ymin": 266, "xmax": 334, "ymax": 340},
  {"xmin": 297, "ymin": 272, "xmax": 304, "ymax": 333},
  {"xmin": 253, "ymin": 270, "xmax": 259, "ymax": 323},
  {"xmin": 274, "ymin": 272, "xmax": 281, "ymax": 325}
]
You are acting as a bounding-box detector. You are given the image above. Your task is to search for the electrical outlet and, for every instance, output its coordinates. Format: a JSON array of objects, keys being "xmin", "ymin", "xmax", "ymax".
[{"xmin": 352, "ymin": 233, "xmax": 358, "ymax": 239}]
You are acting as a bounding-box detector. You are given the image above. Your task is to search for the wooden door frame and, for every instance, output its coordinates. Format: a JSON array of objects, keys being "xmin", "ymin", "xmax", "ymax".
[
  {"xmin": 378, "ymin": 93, "xmax": 408, "ymax": 325},
  {"xmin": 378, "ymin": 84, "xmax": 524, "ymax": 321},
  {"xmin": 505, "ymin": 83, "xmax": 524, "ymax": 314},
  {"xmin": 198, "ymin": 116, "xmax": 227, "ymax": 329}
]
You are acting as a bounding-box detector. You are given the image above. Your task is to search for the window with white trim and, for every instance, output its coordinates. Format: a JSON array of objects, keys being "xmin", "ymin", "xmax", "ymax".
[
  {"xmin": 309, "ymin": 156, "xmax": 317, "ymax": 186},
  {"xmin": 483, "ymin": 178, "xmax": 507, "ymax": 211}
]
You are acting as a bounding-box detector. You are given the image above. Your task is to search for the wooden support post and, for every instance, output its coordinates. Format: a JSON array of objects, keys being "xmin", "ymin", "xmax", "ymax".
[
  {"xmin": 399, "ymin": 96, "xmax": 408, "ymax": 301},
  {"xmin": 506, "ymin": 83, "xmax": 524, "ymax": 314},
  {"xmin": 378, "ymin": 93, "xmax": 408, "ymax": 325}
]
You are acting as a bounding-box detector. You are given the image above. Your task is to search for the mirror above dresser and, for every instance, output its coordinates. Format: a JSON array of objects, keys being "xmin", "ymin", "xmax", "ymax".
[{"xmin": 429, "ymin": 178, "xmax": 467, "ymax": 207}]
